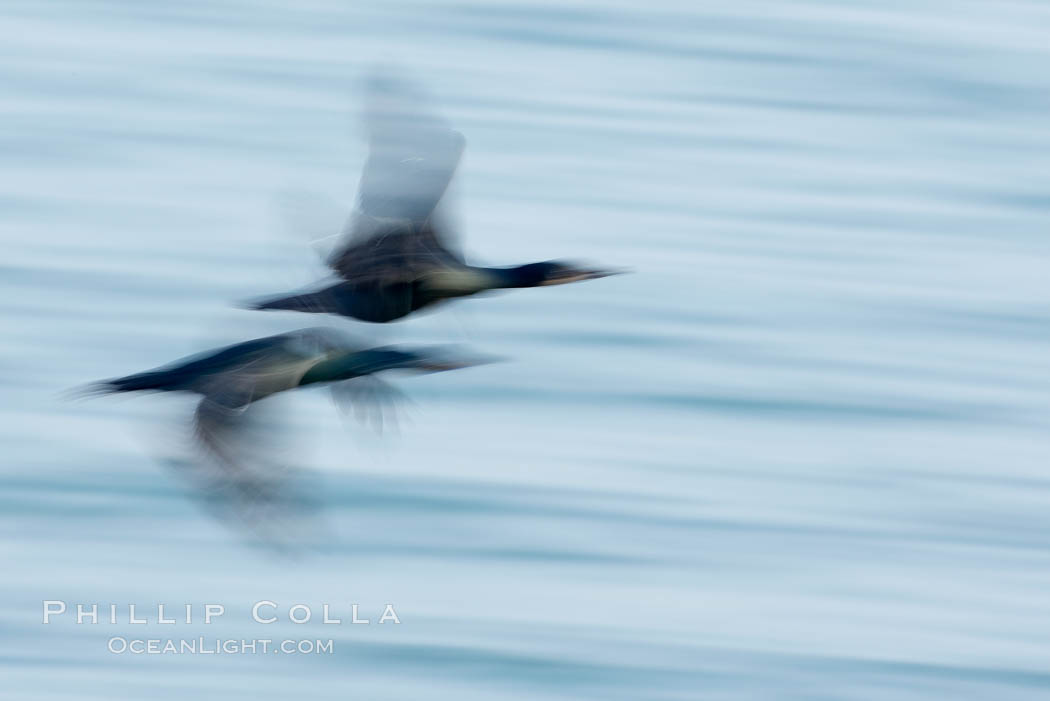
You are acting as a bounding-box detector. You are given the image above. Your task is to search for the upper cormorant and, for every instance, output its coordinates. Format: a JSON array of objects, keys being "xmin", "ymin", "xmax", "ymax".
[{"xmin": 246, "ymin": 74, "xmax": 621, "ymax": 323}]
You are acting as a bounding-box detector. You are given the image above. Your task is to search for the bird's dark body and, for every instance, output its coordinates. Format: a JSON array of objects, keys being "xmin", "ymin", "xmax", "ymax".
[
  {"xmin": 253, "ymin": 279, "xmax": 421, "ymax": 323},
  {"xmin": 91, "ymin": 327, "xmax": 475, "ymax": 405},
  {"xmin": 101, "ymin": 337, "xmax": 279, "ymax": 394},
  {"xmin": 251, "ymin": 218, "xmax": 474, "ymax": 322}
]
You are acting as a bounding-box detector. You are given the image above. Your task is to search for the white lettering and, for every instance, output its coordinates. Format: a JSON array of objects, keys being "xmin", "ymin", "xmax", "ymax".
[
  {"xmin": 378, "ymin": 604, "xmax": 401, "ymax": 624},
  {"xmin": 322, "ymin": 604, "xmax": 341, "ymax": 624},
  {"xmin": 76, "ymin": 604, "xmax": 98, "ymax": 624},
  {"xmin": 42, "ymin": 600, "xmax": 66, "ymax": 623},
  {"xmin": 252, "ymin": 601, "xmax": 277, "ymax": 624},
  {"xmin": 204, "ymin": 604, "xmax": 225, "ymax": 624},
  {"xmin": 288, "ymin": 604, "xmax": 311, "ymax": 624},
  {"xmin": 128, "ymin": 604, "xmax": 146, "ymax": 624}
]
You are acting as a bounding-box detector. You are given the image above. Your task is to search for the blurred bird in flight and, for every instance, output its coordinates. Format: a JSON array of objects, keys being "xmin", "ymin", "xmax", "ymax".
[
  {"xmin": 81, "ymin": 327, "xmax": 489, "ymax": 542},
  {"xmin": 85, "ymin": 326, "xmax": 484, "ymax": 445},
  {"xmin": 247, "ymin": 72, "xmax": 622, "ymax": 323}
]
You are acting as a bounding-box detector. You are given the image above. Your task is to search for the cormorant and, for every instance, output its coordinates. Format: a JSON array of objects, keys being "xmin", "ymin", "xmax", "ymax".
[
  {"xmin": 86, "ymin": 327, "xmax": 483, "ymax": 460},
  {"xmin": 81, "ymin": 327, "xmax": 486, "ymax": 543},
  {"xmin": 246, "ymin": 74, "xmax": 622, "ymax": 323}
]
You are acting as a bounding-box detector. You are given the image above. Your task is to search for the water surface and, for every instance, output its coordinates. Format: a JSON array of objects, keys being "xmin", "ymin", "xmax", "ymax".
[{"xmin": 3, "ymin": 1, "xmax": 1050, "ymax": 698}]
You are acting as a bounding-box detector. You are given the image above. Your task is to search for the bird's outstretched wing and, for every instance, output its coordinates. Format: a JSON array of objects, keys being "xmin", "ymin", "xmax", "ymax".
[
  {"xmin": 178, "ymin": 327, "xmax": 359, "ymax": 545},
  {"xmin": 329, "ymin": 375, "xmax": 411, "ymax": 434},
  {"xmin": 327, "ymin": 72, "xmax": 465, "ymax": 283}
]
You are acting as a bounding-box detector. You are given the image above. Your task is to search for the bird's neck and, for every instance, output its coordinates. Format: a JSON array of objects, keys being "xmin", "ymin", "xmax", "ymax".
[
  {"xmin": 476, "ymin": 264, "xmax": 542, "ymax": 289},
  {"xmin": 423, "ymin": 266, "xmax": 522, "ymax": 296},
  {"xmin": 299, "ymin": 350, "xmax": 411, "ymax": 386},
  {"xmin": 299, "ymin": 354, "xmax": 374, "ymax": 386}
]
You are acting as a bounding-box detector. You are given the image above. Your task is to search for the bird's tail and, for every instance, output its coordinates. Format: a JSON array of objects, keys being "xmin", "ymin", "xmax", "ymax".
[
  {"xmin": 243, "ymin": 287, "xmax": 342, "ymax": 315},
  {"xmin": 69, "ymin": 369, "xmax": 181, "ymax": 399}
]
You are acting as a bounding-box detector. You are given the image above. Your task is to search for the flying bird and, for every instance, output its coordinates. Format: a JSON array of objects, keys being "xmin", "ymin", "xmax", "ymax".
[
  {"xmin": 82, "ymin": 327, "xmax": 487, "ymax": 541},
  {"xmin": 246, "ymin": 73, "xmax": 621, "ymax": 323},
  {"xmin": 86, "ymin": 326, "xmax": 480, "ymax": 436}
]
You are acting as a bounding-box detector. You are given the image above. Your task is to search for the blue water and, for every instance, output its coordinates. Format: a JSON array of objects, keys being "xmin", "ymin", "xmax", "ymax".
[{"xmin": 4, "ymin": 0, "xmax": 1050, "ymax": 698}]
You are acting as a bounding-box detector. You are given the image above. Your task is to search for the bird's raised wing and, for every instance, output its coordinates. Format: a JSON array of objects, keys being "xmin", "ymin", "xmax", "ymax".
[
  {"xmin": 280, "ymin": 326, "xmax": 362, "ymax": 357},
  {"xmin": 327, "ymin": 218, "xmax": 464, "ymax": 284},
  {"xmin": 327, "ymin": 73, "xmax": 465, "ymax": 282},
  {"xmin": 357, "ymin": 72, "xmax": 464, "ymax": 224}
]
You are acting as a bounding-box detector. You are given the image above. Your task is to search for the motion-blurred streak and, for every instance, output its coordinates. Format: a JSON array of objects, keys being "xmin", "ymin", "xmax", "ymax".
[
  {"xmin": 78, "ymin": 326, "xmax": 490, "ymax": 544},
  {"xmin": 246, "ymin": 70, "xmax": 623, "ymax": 323},
  {"xmin": 163, "ymin": 399, "xmax": 324, "ymax": 551}
]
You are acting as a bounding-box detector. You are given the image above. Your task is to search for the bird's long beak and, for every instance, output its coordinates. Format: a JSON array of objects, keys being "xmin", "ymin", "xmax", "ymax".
[
  {"xmin": 540, "ymin": 267, "xmax": 630, "ymax": 286},
  {"xmin": 583, "ymin": 267, "xmax": 630, "ymax": 280},
  {"xmin": 419, "ymin": 351, "xmax": 505, "ymax": 372}
]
